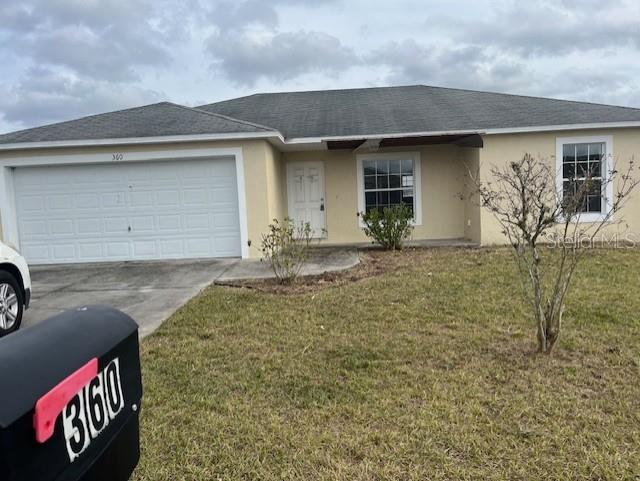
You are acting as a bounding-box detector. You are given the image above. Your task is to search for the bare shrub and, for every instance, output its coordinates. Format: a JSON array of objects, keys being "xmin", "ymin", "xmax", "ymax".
[
  {"xmin": 261, "ymin": 218, "xmax": 318, "ymax": 284},
  {"xmin": 472, "ymin": 153, "xmax": 638, "ymax": 353}
]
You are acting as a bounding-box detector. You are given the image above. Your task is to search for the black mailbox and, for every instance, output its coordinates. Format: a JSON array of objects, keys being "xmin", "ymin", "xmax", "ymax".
[{"xmin": 0, "ymin": 306, "xmax": 143, "ymax": 481}]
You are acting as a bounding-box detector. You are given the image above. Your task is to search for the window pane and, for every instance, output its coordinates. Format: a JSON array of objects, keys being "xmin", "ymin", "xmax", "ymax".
[
  {"xmin": 588, "ymin": 161, "xmax": 601, "ymax": 177},
  {"xmin": 365, "ymin": 192, "xmax": 376, "ymax": 209},
  {"xmin": 377, "ymin": 175, "xmax": 388, "ymax": 188},
  {"xmin": 563, "ymin": 180, "xmax": 574, "ymax": 197},
  {"xmin": 377, "ymin": 191, "xmax": 389, "ymax": 205},
  {"xmin": 376, "ymin": 160, "xmax": 389, "ymax": 174},
  {"xmin": 588, "ymin": 179, "xmax": 602, "ymax": 196},
  {"xmin": 389, "ymin": 174, "xmax": 401, "ymax": 188},
  {"xmin": 588, "ymin": 195, "xmax": 602, "ymax": 212},
  {"xmin": 576, "ymin": 144, "xmax": 588, "ymax": 162},
  {"xmin": 389, "ymin": 160, "xmax": 401, "ymax": 174},
  {"xmin": 563, "ymin": 144, "xmax": 575, "ymax": 162},
  {"xmin": 401, "ymin": 159, "xmax": 413, "ymax": 174},
  {"xmin": 572, "ymin": 180, "xmax": 588, "ymax": 212},
  {"xmin": 588, "ymin": 143, "xmax": 603, "ymax": 161},
  {"xmin": 364, "ymin": 175, "xmax": 376, "ymax": 190},
  {"xmin": 577, "ymin": 162, "xmax": 589, "ymax": 178},
  {"xmin": 562, "ymin": 162, "xmax": 575, "ymax": 179},
  {"xmin": 402, "ymin": 174, "xmax": 413, "ymax": 187},
  {"xmin": 389, "ymin": 190, "xmax": 402, "ymax": 204},
  {"xmin": 363, "ymin": 160, "xmax": 376, "ymax": 175}
]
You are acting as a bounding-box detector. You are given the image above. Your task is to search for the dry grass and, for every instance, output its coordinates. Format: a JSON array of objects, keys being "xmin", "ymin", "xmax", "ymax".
[{"xmin": 133, "ymin": 247, "xmax": 640, "ymax": 481}]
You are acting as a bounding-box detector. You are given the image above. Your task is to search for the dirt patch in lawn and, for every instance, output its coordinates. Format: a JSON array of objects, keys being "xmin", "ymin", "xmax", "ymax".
[{"xmin": 215, "ymin": 246, "xmax": 473, "ymax": 294}]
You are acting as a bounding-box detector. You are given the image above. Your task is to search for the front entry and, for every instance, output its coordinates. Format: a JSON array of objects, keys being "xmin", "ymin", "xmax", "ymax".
[{"xmin": 286, "ymin": 161, "xmax": 326, "ymax": 237}]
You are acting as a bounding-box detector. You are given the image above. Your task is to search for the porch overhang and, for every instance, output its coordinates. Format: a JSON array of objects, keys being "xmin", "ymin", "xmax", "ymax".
[{"xmin": 326, "ymin": 133, "xmax": 483, "ymax": 150}]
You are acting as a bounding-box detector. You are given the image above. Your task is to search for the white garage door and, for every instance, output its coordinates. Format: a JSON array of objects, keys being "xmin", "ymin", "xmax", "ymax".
[{"xmin": 14, "ymin": 158, "xmax": 242, "ymax": 264}]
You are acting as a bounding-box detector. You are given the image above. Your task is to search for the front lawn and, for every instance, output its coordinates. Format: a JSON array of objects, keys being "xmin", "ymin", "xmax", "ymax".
[{"xmin": 133, "ymin": 248, "xmax": 640, "ymax": 480}]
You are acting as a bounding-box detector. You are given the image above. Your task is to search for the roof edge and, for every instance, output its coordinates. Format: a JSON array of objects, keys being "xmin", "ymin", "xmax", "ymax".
[
  {"xmin": 0, "ymin": 131, "xmax": 284, "ymax": 152},
  {"xmin": 2, "ymin": 120, "xmax": 639, "ymax": 152},
  {"xmin": 484, "ymin": 121, "xmax": 640, "ymax": 135},
  {"xmin": 284, "ymin": 121, "xmax": 640, "ymax": 143}
]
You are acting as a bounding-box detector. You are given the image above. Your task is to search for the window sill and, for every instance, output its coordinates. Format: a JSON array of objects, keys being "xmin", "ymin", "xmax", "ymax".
[{"xmin": 560, "ymin": 212, "xmax": 611, "ymax": 224}]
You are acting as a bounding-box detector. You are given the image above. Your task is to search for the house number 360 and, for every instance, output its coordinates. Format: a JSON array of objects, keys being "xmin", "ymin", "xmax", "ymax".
[{"xmin": 112, "ymin": 153, "xmax": 124, "ymax": 161}]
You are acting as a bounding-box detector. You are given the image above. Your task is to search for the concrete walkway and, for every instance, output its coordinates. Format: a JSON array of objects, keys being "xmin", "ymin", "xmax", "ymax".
[
  {"xmin": 22, "ymin": 247, "xmax": 360, "ymax": 338},
  {"xmin": 215, "ymin": 246, "xmax": 360, "ymax": 281}
]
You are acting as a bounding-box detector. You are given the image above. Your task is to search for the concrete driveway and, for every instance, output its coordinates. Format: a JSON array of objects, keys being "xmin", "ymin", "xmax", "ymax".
[
  {"xmin": 23, "ymin": 259, "xmax": 237, "ymax": 338},
  {"xmin": 21, "ymin": 248, "xmax": 360, "ymax": 338}
]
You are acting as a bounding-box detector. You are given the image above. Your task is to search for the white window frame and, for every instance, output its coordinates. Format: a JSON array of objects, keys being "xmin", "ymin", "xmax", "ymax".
[
  {"xmin": 356, "ymin": 151, "xmax": 422, "ymax": 227},
  {"xmin": 556, "ymin": 135, "xmax": 614, "ymax": 223}
]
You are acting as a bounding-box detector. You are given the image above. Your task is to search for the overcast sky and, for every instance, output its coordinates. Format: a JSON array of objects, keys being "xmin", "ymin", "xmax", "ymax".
[{"xmin": 1, "ymin": 0, "xmax": 639, "ymax": 134}]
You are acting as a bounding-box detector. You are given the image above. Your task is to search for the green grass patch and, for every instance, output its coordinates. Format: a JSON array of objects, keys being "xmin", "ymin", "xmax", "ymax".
[{"xmin": 133, "ymin": 248, "xmax": 640, "ymax": 480}]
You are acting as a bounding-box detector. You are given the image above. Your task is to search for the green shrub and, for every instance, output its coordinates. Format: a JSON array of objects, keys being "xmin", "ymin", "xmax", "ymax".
[
  {"xmin": 360, "ymin": 204, "xmax": 414, "ymax": 250},
  {"xmin": 260, "ymin": 217, "xmax": 315, "ymax": 284}
]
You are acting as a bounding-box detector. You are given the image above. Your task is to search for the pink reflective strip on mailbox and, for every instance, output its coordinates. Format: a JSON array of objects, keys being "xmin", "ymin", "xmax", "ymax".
[{"xmin": 33, "ymin": 358, "xmax": 98, "ymax": 443}]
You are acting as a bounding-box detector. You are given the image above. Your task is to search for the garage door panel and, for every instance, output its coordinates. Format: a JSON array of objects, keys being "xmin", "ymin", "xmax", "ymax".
[
  {"xmin": 131, "ymin": 216, "xmax": 155, "ymax": 232},
  {"xmin": 19, "ymin": 195, "xmax": 45, "ymax": 212},
  {"xmin": 53, "ymin": 244, "xmax": 75, "ymax": 260},
  {"xmin": 158, "ymin": 215, "xmax": 181, "ymax": 231},
  {"xmin": 101, "ymin": 192, "xmax": 125, "ymax": 208},
  {"xmin": 76, "ymin": 193, "xmax": 101, "ymax": 209},
  {"xmin": 50, "ymin": 220, "xmax": 74, "ymax": 235},
  {"xmin": 23, "ymin": 245, "xmax": 49, "ymax": 262},
  {"xmin": 185, "ymin": 213, "xmax": 210, "ymax": 230},
  {"xmin": 78, "ymin": 244, "xmax": 102, "ymax": 259},
  {"xmin": 157, "ymin": 191, "xmax": 180, "ymax": 206},
  {"xmin": 129, "ymin": 191, "xmax": 155, "ymax": 207},
  {"xmin": 14, "ymin": 157, "xmax": 241, "ymax": 263},
  {"xmin": 77, "ymin": 219, "xmax": 101, "ymax": 234}
]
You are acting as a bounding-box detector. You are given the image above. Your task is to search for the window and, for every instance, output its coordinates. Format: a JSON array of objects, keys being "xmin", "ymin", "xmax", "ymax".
[
  {"xmin": 357, "ymin": 152, "xmax": 422, "ymax": 225},
  {"xmin": 562, "ymin": 142, "xmax": 603, "ymax": 213},
  {"xmin": 556, "ymin": 136, "xmax": 613, "ymax": 221},
  {"xmin": 363, "ymin": 158, "xmax": 414, "ymax": 214}
]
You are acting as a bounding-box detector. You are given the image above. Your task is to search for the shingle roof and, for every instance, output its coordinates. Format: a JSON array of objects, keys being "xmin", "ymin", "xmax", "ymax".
[
  {"xmin": 198, "ymin": 85, "xmax": 640, "ymax": 139},
  {"xmin": 3, "ymin": 85, "xmax": 640, "ymax": 146},
  {"xmin": 0, "ymin": 102, "xmax": 275, "ymax": 145}
]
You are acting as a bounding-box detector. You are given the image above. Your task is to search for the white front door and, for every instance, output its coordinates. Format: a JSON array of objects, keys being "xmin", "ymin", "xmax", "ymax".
[{"xmin": 287, "ymin": 161, "xmax": 326, "ymax": 237}]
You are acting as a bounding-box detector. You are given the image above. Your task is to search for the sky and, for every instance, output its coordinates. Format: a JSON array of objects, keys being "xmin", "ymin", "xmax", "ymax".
[{"xmin": 1, "ymin": 0, "xmax": 640, "ymax": 134}]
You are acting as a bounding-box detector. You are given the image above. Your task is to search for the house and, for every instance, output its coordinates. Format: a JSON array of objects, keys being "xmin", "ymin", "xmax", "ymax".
[{"xmin": 1, "ymin": 85, "xmax": 640, "ymax": 264}]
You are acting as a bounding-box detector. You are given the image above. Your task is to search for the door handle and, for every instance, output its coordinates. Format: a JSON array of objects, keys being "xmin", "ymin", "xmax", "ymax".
[{"xmin": 320, "ymin": 197, "xmax": 324, "ymax": 211}]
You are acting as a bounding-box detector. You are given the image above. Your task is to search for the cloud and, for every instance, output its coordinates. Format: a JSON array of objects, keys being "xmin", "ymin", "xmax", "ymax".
[
  {"xmin": 369, "ymin": 39, "xmax": 529, "ymax": 92},
  {"xmin": 443, "ymin": 1, "xmax": 640, "ymax": 58},
  {"xmin": 2, "ymin": 0, "xmax": 640, "ymax": 132},
  {"xmin": 207, "ymin": 30, "xmax": 359, "ymax": 86},
  {"xmin": 206, "ymin": 0, "xmax": 340, "ymax": 32},
  {"xmin": 0, "ymin": 67, "xmax": 164, "ymax": 127},
  {"xmin": 209, "ymin": 0, "xmax": 279, "ymax": 31},
  {"xmin": 0, "ymin": 0, "xmax": 172, "ymax": 81}
]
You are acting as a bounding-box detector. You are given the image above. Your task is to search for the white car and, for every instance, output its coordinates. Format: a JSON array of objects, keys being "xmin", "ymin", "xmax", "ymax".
[{"xmin": 0, "ymin": 241, "xmax": 31, "ymax": 337}]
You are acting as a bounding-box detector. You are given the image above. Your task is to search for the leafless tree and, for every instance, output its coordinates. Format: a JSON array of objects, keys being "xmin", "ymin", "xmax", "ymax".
[{"xmin": 471, "ymin": 153, "xmax": 638, "ymax": 354}]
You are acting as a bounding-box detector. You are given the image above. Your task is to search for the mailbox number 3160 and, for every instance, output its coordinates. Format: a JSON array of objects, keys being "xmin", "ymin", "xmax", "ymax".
[{"xmin": 62, "ymin": 358, "xmax": 125, "ymax": 462}]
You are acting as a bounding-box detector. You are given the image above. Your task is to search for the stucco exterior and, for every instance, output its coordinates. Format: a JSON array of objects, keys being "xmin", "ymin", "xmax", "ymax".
[
  {"xmin": 282, "ymin": 144, "xmax": 467, "ymax": 245},
  {"xmin": 0, "ymin": 139, "xmax": 281, "ymax": 258},
  {"xmin": 478, "ymin": 127, "xmax": 640, "ymax": 245},
  {"xmin": 1, "ymin": 126, "xmax": 639, "ymax": 261}
]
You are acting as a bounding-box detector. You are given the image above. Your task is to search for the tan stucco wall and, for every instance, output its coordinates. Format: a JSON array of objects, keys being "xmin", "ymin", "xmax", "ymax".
[
  {"xmin": 461, "ymin": 147, "xmax": 481, "ymax": 243},
  {"xmin": 6, "ymin": 127, "xmax": 636, "ymax": 259},
  {"xmin": 282, "ymin": 145, "xmax": 467, "ymax": 244},
  {"xmin": 478, "ymin": 128, "xmax": 640, "ymax": 245},
  {"xmin": 264, "ymin": 142, "xmax": 286, "ymax": 224}
]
